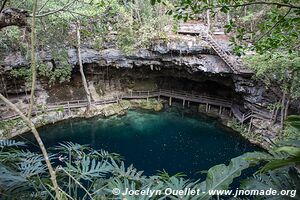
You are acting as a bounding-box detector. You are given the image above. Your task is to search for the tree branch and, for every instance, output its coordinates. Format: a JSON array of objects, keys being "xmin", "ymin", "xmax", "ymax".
[
  {"xmin": 27, "ymin": 0, "xmax": 38, "ymax": 118},
  {"xmin": 227, "ymin": 2, "xmax": 300, "ymax": 9},
  {"xmin": 0, "ymin": 93, "xmax": 60, "ymax": 199},
  {"xmin": 255, "ymin": 7, "xmax": 292, "ymax": 43},
  {"xmin": 34, "ymin": 0, "xmax": 77, "ymax": 17},
  {"xmin": 194, "ymin": 1, "xmax": 300, "ymax": 12},
  {"xmin": 37, "ymin": 0, "xmax": 51, "ymax": 14},
  {"xmin": 0, "ymin": 0, "xmax": 8, "ymax": 13}
]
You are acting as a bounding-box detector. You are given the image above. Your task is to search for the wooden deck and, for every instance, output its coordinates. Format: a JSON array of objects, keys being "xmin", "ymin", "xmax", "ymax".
[{"xmin": 1, "ymin": 89, "xmax": 270, "ymax": 124}]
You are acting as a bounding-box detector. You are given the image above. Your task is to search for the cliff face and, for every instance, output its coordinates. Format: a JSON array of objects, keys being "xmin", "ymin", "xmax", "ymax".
[
  {"xmin": 0, "ymin": 34, "xmax": 276, "ymax": 112},
  {"xmin": 67, "ymin": 36, "xmax": 231, "ymax": 74}
]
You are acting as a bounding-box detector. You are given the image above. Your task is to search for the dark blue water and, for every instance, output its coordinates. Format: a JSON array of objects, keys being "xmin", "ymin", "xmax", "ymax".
[{"xmin": 21, "ymin": 108, "xmax": 259, "ymax": 179}]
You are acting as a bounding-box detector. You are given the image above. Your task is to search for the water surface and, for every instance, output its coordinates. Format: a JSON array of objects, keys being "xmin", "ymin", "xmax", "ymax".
[{"xmin": 21, "ymin": 108, "xmax": 259, "ymax": 178}]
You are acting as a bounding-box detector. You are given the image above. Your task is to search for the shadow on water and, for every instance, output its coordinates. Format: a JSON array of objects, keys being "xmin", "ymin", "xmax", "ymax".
[{"xmin": 17, "ymin": 106, "xmax": 261, "ymax": 181}]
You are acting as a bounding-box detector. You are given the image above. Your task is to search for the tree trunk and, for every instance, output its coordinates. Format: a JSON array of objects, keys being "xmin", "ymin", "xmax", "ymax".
[
  {"xmin": 27, "ymin": 0, "xmax": 37, "ymax": 118},
  {"xmin": 206, "ymin": 0, "xmax": 211, "ymax": 31},
  {"xmin": 76, "ymin": 21, "xmax": 92, "ymax": 113},
  {"xmin": 0, "ymin": 93, "xmax": 60, "ymax": 199},
  {"xmin": 280, "ymin": 90, "xmax": 286, "ymax": 130},
  {"xmin": 226, "ymin": 11, "xmax": 230, "ymax": 24},
  {"xmin": 273, "ymin": 101, "xmax": 280, "ymax": 125},
  {"xmin": 284, "ymin": 96, "xmax": 290, "ymax": 119},
  {"xmin": 207, "ymin": 9, "xmax": 211, "ymax": 31},
  {"xmin": 270, "ymin": 103, "xmax": 276, "ymax": 124}
]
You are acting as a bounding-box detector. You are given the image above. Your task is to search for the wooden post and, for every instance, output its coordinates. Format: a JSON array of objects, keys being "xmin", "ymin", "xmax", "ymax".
[
  {"xmin": 169, "ymin": 97, "xmax": 172, "ymax": 106},
  {"xmin": 158, "ymin": 89, "xmax": 161, "ymax": 101},
  {"xmin": 183, "ymin": 99, "xmax": 185, "ymax": 108},
  {"xmin": 241, "ymin": 114, "xmax": 245, "ymax": 125},
  {"xmin": 147, "ymin": 91, "xmax": 149, "ymax": 102},
  {"xmin": 208, "ymin": 104, "xmax": 211, "ymax": 112},
  {"xmin": 67, "ymin": 101, "xmax": 70, "ymax": 115},
  {"xmin": 219, "ymin": 106, "xmax": 222, "ymax": 115},
  {"xmin": 187, "ymin": 101, "xmax": 190, "ymax": 108},
  {"xmin": 248, "ymin": 117, "xmax": 253, "ymax": 133},
  {"xmin": 130, "ymin": 91, "xmax": 133, "ymax": 97},
  {"xmin": 206, "ymin": 103, "xmax": 208, "ymax": 112}
]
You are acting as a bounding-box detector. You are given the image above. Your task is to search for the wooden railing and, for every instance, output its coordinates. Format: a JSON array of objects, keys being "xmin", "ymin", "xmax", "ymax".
[
  {"xmin": 201, "ymin": 32, "xmax": 252, "ymax": 75},
  {"xmin": 177, "ymin": 23, "xmax": 252, "ymax": 75},
  {"xmin": 1, "ymin": 89, "xmax": 271, "ymax": 124}
]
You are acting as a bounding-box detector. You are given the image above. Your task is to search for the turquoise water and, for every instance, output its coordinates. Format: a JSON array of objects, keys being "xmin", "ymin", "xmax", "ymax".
[{"xmin": 22, "ymin": 108, "xmax": 259, "ymax": 178}]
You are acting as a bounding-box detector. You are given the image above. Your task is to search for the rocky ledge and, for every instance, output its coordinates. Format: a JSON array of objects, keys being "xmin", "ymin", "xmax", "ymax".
[
  {"xmin": 0, "ymin": 99, "xmax": 164, "ymax": 139},
  {"xmin": 0, "ymin": 33, "xmax": 282, "ymax": 145}
]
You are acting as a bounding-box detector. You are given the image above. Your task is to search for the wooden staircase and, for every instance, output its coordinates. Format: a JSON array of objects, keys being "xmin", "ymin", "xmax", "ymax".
[
  {"xmin": 232, "ymin": 104, "xmax": 274, "ymax": 124},
  {"xmin": 177, "ymin": 22, "xmax": 253, "ymax": 75},
  {"xmin": 201, "ymin": 33, "xmax": 253, "ymax": 75}
]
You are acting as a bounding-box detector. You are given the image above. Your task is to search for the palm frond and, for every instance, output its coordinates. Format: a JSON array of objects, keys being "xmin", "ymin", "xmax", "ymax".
[
  {"xmin": 66, "ymin": 155, "xmax": 113, "ymax": 181},
  {"xmin": 111, "ymin": 159, "xmax": 146, "ymax": 181},
  {"xmin": 53, "ymin": 141, "xmax": 90, "ymax": 155},
  {"xmin": 286, "ymin": 115, "xmax": 300, "ymax": 131},
  {"xmin": 0, "ymin": 164, "xmax": 29, "ymax": 197},
  {"xmin": 91, "ymin": 149, "xmax": 124, "ymax": 163},
  {"xmin": 0, "ymin": 140, "xmax": 26, "ymax": 148},
  {"xmin": 18, "ymin": 152, "xmax": 48, "ymax": 178},
  {"xmin": 156, "ymin": 169, "xmax": 187, "ymax": 181}
]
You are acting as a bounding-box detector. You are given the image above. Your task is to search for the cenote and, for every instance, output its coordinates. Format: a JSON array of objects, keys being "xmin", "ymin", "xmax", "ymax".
[{"xmin": 19, "ymin": 108, "xmax": 259, "ymax": 179}]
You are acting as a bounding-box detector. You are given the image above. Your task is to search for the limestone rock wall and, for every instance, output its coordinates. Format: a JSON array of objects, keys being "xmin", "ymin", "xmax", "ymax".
[{"xmin": 0, "ymin": 34, "xmax": 277, "ymax": 112}]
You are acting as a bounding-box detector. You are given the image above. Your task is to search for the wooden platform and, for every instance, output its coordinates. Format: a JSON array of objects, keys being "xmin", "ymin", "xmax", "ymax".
[{"xmin": 1, "ymin": 89, "xmax": 271, "ymax": 125}]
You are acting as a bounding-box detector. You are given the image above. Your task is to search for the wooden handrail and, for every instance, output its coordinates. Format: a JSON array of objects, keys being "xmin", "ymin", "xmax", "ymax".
[{"xmin": 1, "ymin": 89, "xmax": 271, "ymax": 123}]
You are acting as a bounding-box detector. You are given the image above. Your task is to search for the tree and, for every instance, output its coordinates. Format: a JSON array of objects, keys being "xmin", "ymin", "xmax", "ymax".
[
  {"xmin": 0, "ymin": 94, "xmax": 60, "ymax": 198},
  {"xmin": 0, "ymin": 1, "xmax": 61, "ymax": 198},
  {"xmin": 0, "ymin": 0, "xmax": 78, "ymax": 29},
  {"xmin": 0, "ymin": 1, "xmax": 86, "ymax": 198},
  {"xmin": 76, "ymin": 21, "xmax": 92, "ymax": 114},
  {"xmin": 27, "ymin": 0, "xmax": 37, "ymax": 118},
  {"xmin": 152, "ymin": 0, "xmax": 300, "ymax": 54},
  {"xmin": 245, "ymin": 51, "xmax": 300, "ymax": 129}
]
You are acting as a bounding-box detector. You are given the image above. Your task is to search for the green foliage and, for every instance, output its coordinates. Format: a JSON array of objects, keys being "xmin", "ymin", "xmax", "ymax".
[
  {"xmin": 10, "ymin": 68, "xmax": 32, "ymax": 83},
  {"xmin": 66, "ymin": 155, "xmax": 113, "ymax": 181},
  {"xmin": 245, "ymin": 51, "xmax": 300, "ymax": 98},
  {"xmin": 284, "ymin": 115, "xmax": 300, "ymax": 140},
  {"xmin": 10, "ymin": 59, "xmax": 72, "ymax": 85},
  {"xmin": 0, "ymin": 141, "xmax": 50, "ymax": 199},
  {"xmin": 239, "ymin": 139, "xmax": 300, "ymax": 199},
  {"xmin": 286, "ymin": 115, "xmax": 300, "ymax": 130},
  {"xmin": 0, "ymin": 27, "xmax": 28, "ymax": 56},
  {"xmin": 242, "ymin": 167, "xmax": 300, "ymax": 199},
  {"xmin": 0, "ymin": 140, "xmax": 269, "ymax": 200},
  {"xmin": 261, "ymin": 148, "xmax": 300, "ymax": 173},
  {"xmin": 196, "ymin": 152, "xmax": 267, "ymax": 200},
  {"xmin": 0, "ymin": 138, "xmax": 299, "ymax": 199},
  {"xmin": 154, "ymin": 0, "xmax": 300, "ymax": 54},
  {"xmin": 227, "ymin": 119, "xmax": 264, "ymax": 143},
  {"xmin": 0, "ymin": 140, "xmax": 26, "ymax": 148},
  {"xmin": 90, "ymin": 0, "xmax": 173, "ymax": 53},
  {"xmin": 156, "ymin": 169, "xmax": 187, "ymax": 181},
  {"xmin": 0, "ymin": 119, "xmax": 23, "ymax": 136}
]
